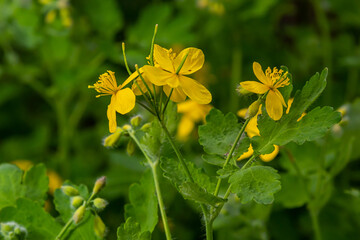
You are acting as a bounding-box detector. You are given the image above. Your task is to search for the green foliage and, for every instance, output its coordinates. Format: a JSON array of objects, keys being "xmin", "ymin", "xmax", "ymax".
[
  {"xmin": 161, "ymin": 157, "xmax": 215, "ymax": 193},
  {"xmin": 125, "ymin": 170, "xmax": 158, "ymax": 233},
  {"xmin": 179, "ymin": 182, "xmax": 225, "ymax": 207},
  {"xmin": 229, "ymin": 166, "xmax": 281, "ymax": 204},
  {"xmin": 199, "ymin": 109, "xmax": 250, "ymax": 165},
  {"xmin": 253, "ymin": 69, "xmax": 342, "ymax": 154},
  {"xmin": 0, "ymin": 164, "xmax": 48, "ymax": 209},
  {"xmin": 275, "ymin": 174, "xmax": 309, "ymax": 208},
  {"xmin": 117, "ymin": 218, "xmax": 151, "ymax": 240},
  {"xmin": 0, "ymin": 198, "xmax": 61, "ymax": 239}
]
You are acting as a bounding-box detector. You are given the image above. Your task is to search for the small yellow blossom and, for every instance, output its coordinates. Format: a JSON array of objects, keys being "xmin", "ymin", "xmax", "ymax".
[
  {"xmin": 240, "ymin": 62, "xmax": 290, "ymax": 121},
  {"xmin": 177, "ymin": 100, "xmax": 212, "ymax": 140},
  {"xmin": 89, "ymin": 71, "xmax": 137, "ymax": 133},
  {"xmin": 141, "ymin": 44, "xmax": 212, "ymax": 104}
]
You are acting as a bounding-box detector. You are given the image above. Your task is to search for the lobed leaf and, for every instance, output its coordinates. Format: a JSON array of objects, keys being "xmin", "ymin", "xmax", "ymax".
[
  {"xmin": 229, "ymin": 166, "xmax": 281, "ymax": 204},
  {"xmin": 179, "ymin": 182, "xmax": 226, "ymax": 207},
  {"xmin": 117, "ymin": 217, "xmax": 151, "ymax": 240}
]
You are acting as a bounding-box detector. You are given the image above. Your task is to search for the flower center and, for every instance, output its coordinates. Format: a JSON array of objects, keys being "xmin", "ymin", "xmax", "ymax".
[{"xmin": 88, "ymin": 71, "xmax": 119, "ymax": 97}]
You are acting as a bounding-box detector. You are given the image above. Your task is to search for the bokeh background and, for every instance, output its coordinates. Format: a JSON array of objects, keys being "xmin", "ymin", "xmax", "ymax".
[{"xmin": 1, "ymin": 0, "xmax": 360, "ymax": 239}]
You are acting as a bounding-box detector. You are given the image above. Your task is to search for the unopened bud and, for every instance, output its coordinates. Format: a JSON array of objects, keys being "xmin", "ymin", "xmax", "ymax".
[
  {"xmin": 73, "ymin": 205, "xmax": 86, "ymax": 224},
  {"xmin": 130, "ymin": 115, "xmax": 142, "ymax": 127},
  {"xmin": 103, "ymin": 127, "xmax": 123, "ymax": 147},
  {"xmin": 1, "ymin": 223, "xmax": 12, "ymax": 233},
  {"xmin": 71, "ymin": 196, "xmax": 84, "ymax": 208},
  {"xmin": 61, "ymin": 185, "xmax": 79, "ymax": 196},
  {"xmin": 94, "ymin": 215, "xmax": 107, "ymax": 238},
  {"xmin": 93, "ymin": 198, "xmax": 108, "ymax": 211},
  {"xmin": 122, "ymin": 124, "xmax": 132, "ymax": 131},
  {"xmin": 140, "ymin": 122, "xmax": 151, "ymax": 131},
  {"xmin": 92, "ymin": 176, "xmax": 106, "ymax": 195},
  {"xmin": 126, "ymin": 140, "xmax": 136, "ymax": 156},
  {"xmin": 246, "ymin": 100, "xmax": 261, "ymax": 119},
  {"xmin": 236, "ymin": 85, "xmax": 251, "ymax": 96}
]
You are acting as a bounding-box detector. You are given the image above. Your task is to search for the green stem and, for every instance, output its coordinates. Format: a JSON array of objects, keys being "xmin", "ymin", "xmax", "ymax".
[
  {"xmin": 162, "ymin": 89, "xmax": 173, "ymax": 116},
  {"xmin": 214, "ymin": 118, "xmax": 250, "ymax": 196},
  {"xmin": 310, "ymin": 210, "xmax": 322, "ymax": 240},
  {"xmin": 205, "ymin": 221, "xmax": 213, "ymax": 240},
  {"xmin": 55, "ymin": 217, "xmax": 73, "ymax": 240},
  {"xmin": 149, "ymin": 24, "xmax": 158, "ymax": 66},
  {"xmin": 128, "ymin": 131, "xmax": 172, "ymax": 240}
]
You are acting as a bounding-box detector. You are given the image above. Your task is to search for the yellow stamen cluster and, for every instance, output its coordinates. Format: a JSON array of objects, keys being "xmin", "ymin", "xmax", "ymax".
[
  {"xmin": 265, "ymin": 67, "xmax": 290, "ymax": 88},
  {"xmin": 88, "ymin": 71, "xmax": 119, "ymax": 97}
]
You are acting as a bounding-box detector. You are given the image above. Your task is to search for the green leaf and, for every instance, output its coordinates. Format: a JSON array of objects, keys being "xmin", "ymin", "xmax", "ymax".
[
  {"xmin": 117, "ymin": 218, "xmax": 151, "ymax": 240},
  {"xmin": 275, "ymin": 174, "xmax": 309, "ymax": 208},
  {"xmin": 199, "ymin": 109, "xmax": 242, "ymax": 156},
  {"xmin": 202, "ymin": 154, "xmax": 224, "ymax": 167},
  {"xmin": 0, "ymin": 198, "xmax": 61, "ymax": 239},
  {"xmin": 253, "ymin": 68, "xmax": 341, "ymax": 154},
  {"xmin": 125, "ymin": 170, "xmax": 158, "ymax": 233},
  {"xmin": 161, "ymin": 158, "xmax": 215, "ymax": 193},
  {"xmin": 179, "ymin": 182, "xmax": 226, "ymax": 207},
  {"xmin": 229, "ymin": 166, "xmax": 281, "ymax": 204},
  {"xmin": 0, "ymin": 163, "xmax": 48, "ymax": 209},
  {"xmin": 216, "ymin": 164, "xmax": 239, "ymax": 179}
]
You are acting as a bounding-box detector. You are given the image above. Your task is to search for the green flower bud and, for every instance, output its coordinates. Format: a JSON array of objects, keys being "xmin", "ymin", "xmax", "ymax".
[
  {"xmin": 246, "ymin": 100, "xmax": 261, "ymax": 119},
  {"xmin": 73, "ymin": 205, "xmax": 86, "ymax": 224},
  {"xmin": 122, "ymin": 124, "xmax": 132, "ymax": 131},
  {"xmin": 61, "ymin": 185, "xmax": 79, "ymax": 196},
  {"xmin": 92, "ymin": 176, "xmax": 106, "ymax": 195},
  {"xmin": 103, "ymin": 127, "xmax": 123, "ymax": 147},
  {"xmin": 130, "ymin": 115, "xmax": 142, "ymax": 127},
  {"xmin": 126, "ymin": 140, "xmax": 136, "ymax": 156},
  {"xmin": 1, "ymin": 223, "xmax": 13, "ymax": 233},
  {"xmin": 140, "ymin": 122, "xmax": 151, "ymax": 131},
  {"xmin": 94, "ymin": 215, "xmax": 107, "ymax": 238},
  {"xmin": 71, "ymin": 196, "xmax": 84, "ymax": 208},
  {"xmin": 93, "ymin": 198, "xmax": 108, "ymax": 211},
  {"xmin": 236, "ymin": 85, "xmax": 251, "ymax": 96}
]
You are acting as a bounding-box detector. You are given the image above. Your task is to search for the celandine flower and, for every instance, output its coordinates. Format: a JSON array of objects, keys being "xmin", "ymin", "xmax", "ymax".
[
  {"xmin": 142, "ymin": 44, "xmax": 212, "ymax": 104},
  {"xmin": 89, "ymin": 71, "xmax": 136, "ymax": 133},
  {"xmin": 177, "ymin": 100, "xmax": 212, "ymax": 140},
  {"xmin": 240, "ymin": 62, "xmax": 290, "ymax": 120}
]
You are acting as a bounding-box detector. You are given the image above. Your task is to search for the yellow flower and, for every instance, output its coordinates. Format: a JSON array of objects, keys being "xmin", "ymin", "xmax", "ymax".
[
  {"xmin": 89, "ymin": 71, "xmax": 137, "ymax": 133},
  {"xmin": 237, "ymin": 105, "xmax": 279, "ymax": 162},
  {"xmin": 240, "ymin": 62, "xmax": 290, "ymax": 121},
  {"xmin": 177, "ymin": 100, "xmax": 212, "ymax": 140},
  {"xmin": 141, "ymin": 44, "xmax": 212, "ymax": 104}
]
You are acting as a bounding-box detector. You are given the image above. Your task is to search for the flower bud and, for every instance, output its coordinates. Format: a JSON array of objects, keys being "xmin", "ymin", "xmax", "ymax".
[
  {"xmin": 103, "ymin": 127, "xmax": 123, "ymax": 147},
  {"xmin": 236, "ymin": 85, "xmax": 251, "ymax": 96},
  {"xmin": 73, "ymin": 205, "xmax": 86, "ymax": 224},
  {"xmin": 93, "ymin": 198, "xmax": 108, "ymax": 211},
  {"xmin": 140, "ymin": 122, "xmax": 151, "ymax": 131},
  {"xmin": 94, "ymin": 215, "xmax": 107, "ymax": 238},
  {"xmin": 92, "ymin": 176, "xmax": 106, "ymax": 195},
  {"xmin": 130, "ymin": 115, "xmax": 142, "ymax": 127},
  {"xmin": 126, "ymin": 140, "xmax": 136, "ymax": 156},
  {"xmin": 71, "ymin": 196, "xmax": 84, "ymax": 208},
  {"xmin": 61, "ymin": 185, "xmax": 79, "ymax": 196},
  {"xmin": 122, "ymin": 124, "xmax": 132, "ymax": 131},
  {"xmin": 246, "ymin": 100, "xmax": 261, "ymax": 119},
  {"xmin": 1, "ymin": 223, "xmax": 12, "ymax": 233}
]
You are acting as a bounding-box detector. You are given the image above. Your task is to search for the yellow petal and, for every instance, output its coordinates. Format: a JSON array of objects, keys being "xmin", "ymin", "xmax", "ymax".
[
  {"xmin": 245, "ymin": 116, "xmax": 260, "ymax": 138},
  {"xmin": 153, "ymin": 44, "xmax": 175, "ymax": 72},
  {"xmin": 174, "ymin": 47, "xmax": 204, "ymax": 75},
  {"xmin": 286, "ymin": 98, "xmax": 294, "ymax": 114},
  {"xmin": 273, "ymin": 88, "xmax": 287, "ymax": 107},
  {"xmin": 107, "ymin": 103, "xmax": 117, "ymax": 133},
  {"xmin": 121, "ymin": 70, "xmax": 141, "ymax": 89},
  {"xmin": 260, "ymin": 145, "xmax": 279, "ymax": 162},
  {"xmin": 237, "ymin": 144, "xmax": 254, "ymax": 161},
  {"xmin": 253, "ymin": 62, "xmax": 271, "ymax": 85},
  {"xmin": 142, "ymin": 65, "xmax": 175, "ymax": 86},
  {"xmin": 112, "ymin": 88, "xmax": 136, "ymax": 114},
  {"xmin": 179, "ymin": 75, "xmax": 212, "ymax": 104},
  {"xmin": 164, "ymin": 85, "xmax": 187, "ymax": 102},
  {"xmin": 265, "ymin": 90, "xmax": 283, "ymax": 121},
  {"xmin": 240, "ymin": 81, "xmax": 268, "ymax": 94},
  {"xmin": 177, "ymin": 116, "xmax": 195, "ymax": 140},
  {"xmin": 132, "ymin": 78, "xmax": 148, "ymax": 95},
  {"xmin": 177, "ymin": 100, "xmax": 197, "ymax": 113}
]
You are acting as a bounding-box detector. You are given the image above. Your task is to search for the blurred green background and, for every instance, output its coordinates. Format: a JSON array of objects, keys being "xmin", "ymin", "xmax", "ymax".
[{"xmin": 1, "ymin": 0, "xmax": 360, "ymax": 239}]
